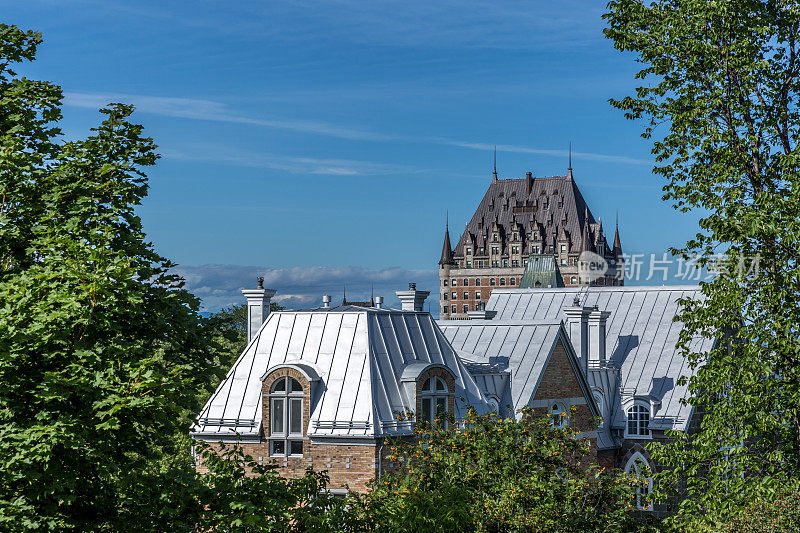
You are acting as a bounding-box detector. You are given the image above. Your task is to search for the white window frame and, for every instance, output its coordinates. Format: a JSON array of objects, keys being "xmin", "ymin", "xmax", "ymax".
[
  {"xmin": 625, "ymin": 402, "xmax": 651, "ymax": 439},
  {"xmin": 624, "ymin": 452, "xmax": 654, "ymax": 510},
  {"xmin": 592, "ymin": 390, "xmax": 604, "ymax": 428},
  {"xmin": 419, "ymin": 376, "xmax": 450, "ymax": 426},
  {"xmin": 269, "ymin": 377, "xmax": 305, "ymax": 457}
]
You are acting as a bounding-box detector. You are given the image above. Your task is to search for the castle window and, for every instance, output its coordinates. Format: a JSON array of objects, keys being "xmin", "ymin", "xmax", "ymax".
[
  {"xmin": 491, "ymin": 260, "xmax": 498, "ymax": 267},
  {"xmin": 451, "ymin": 292, "xmax": 457, "ymax": 300},
  {"xmin": 550, "ymin": 402, "xmax": 568, "ymax": 428},
  {"xmin": 533, "ymin": 231, "xmax": 539, "ymax": 239},
  {"xmin": 466, "ymin": 261, "xmax": 472, "ymax": 267},
  {"xmin": 561, "ymin": 258, "xmax": 567, "ymax": 266},
  {"xmin": 510, "ymin": 278, "xmax": 515, "ymax": 285},
  {"xmin": 452, "ymin": 279, "xmax": 457, "ymax": 285},
  {"xmin": 451, "ymin": 305, "xmax": 456, "ymax": 313},
  {"xmin": 475, "ymin": 291, "xmax": 481, "ymax": 300},
  {"xmin": 463, "ymin": 279, "xmax": 469, "ymax": 286},
  {"xmin": 558, "ymin": 199, "xmax": 563, "ymax": 208},
  {"xmin": 269, "ymin": 377, "xmax": 305, "ymax": 457},
  {"xmin": 491, "ymin": 247, "xmax": 499, "ymax": 255},
  {"xmin": 442, "ymin": 292, "xmax": 448, "ymax": 300},
  {"xmin": 513, "ymin": 233, "xmax": 518, "ymax": 240},
  {"xmin": 493, "ymin": 234, "xmax": 498, "ymax": 242},
  {"xmin": 500, "ymin": 278, "xmax": 506, "ymax": 286},
  {"xmin": 442, "ymin": 306, "xmax": 447, "ymax": 315},
  {"xmin": 548, "ymin": 245, "xmax": 554, "ymax": 253},
  {"xmin": 443, "ymin": 280, "xmax": 448, "ymax": 287},
  {"xmin": 502, "ymin": 259, "xmax": 509, "ymax": 267},
  {"xmin": 624, "ymin": 452, "xmax": 653, "ymax": 510},
  {"xmin": 463, "ymin": 292, "xmax": 469, "ymax": 300},
  {"xmin": 512, "ymin": 260, "xmax": 519, "ymax": 267},
  {"xmin": 463, "ymin": 304, "xmax": 469, "ymax": 313},
  {"xmin": 466, "ymin": 248, "xmax": 472, "ymax": 254},
  {"xmin": 560, "ymin": 244, "xmax": 567, "ymax": 253},
  {"xmin": 571, "ymin": 276, "xmax": 577, "ymax": 284},
  {"xmin": 490, "ymin": 278, "xmax": 496, "ymax": 286},
  {"xmin": 626, "ymin": 403, "xmax": 651, "ymax": 438},
  {"xmin": 475, "ymin": 279, "xmax": 481, "ymax": 286}
]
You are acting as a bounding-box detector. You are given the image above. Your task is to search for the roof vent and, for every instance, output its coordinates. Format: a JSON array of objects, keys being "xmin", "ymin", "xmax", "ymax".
[
  {"xmin": 322, "ymin": 295, "xmax": 332, "ymax": 308},
  {"xmin": 374, "ymin": 296, "xmax": 384, "ymax": 309}
]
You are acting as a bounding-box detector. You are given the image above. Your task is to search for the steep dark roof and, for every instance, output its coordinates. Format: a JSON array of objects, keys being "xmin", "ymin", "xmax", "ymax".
[{"xmin": 452, "ymin": 171, "xmax": 615, "ymax": 258}]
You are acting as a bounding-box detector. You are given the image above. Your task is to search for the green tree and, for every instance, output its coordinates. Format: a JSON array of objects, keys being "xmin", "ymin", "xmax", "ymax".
[
  {"xmin": 604, "ymin": 0, "xmax": 800, "ymax": 525},
  {"xmin": 348, "ymin": 408, "xmax": 655, "ymax": 533},
  {"xmin": 0, "ymin": 24, "xmax": 220, "ymax": 530}
]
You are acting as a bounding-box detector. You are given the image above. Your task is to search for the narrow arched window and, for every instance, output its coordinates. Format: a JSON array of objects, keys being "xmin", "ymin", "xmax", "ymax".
[
  {"xmin": 270, "ymin": 377, "xmax": 304, "ymax": 457},
  {"xmin": 625, "ymin": 452, "xmax": 653, "ymax": 510},
  {"xmin": 420, "ymin": 376, "xmax": 449, "ymax": 426},
  {"xmin": 627, "ymin": 403, "xmax": 650, "ymax": 437},
  {"xmin": 550, "ymin": 402, "xmax": 568, "ymax": 428},
  {"xmin": 593, "ymin": 391, "xmax": 604, "ymax": 428}
]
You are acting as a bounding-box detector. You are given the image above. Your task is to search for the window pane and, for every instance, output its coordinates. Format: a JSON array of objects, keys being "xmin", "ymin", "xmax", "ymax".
[
  {"xmin": 290, "ymin": 398, "xmax": 303, "ymax": 435},
  {"xmin": 290, "ymin": 378, "xmax": 303, "ymax": 392},
  {"xmin": 272, "ymin": 377, "xmax": 286, "ymax": 392},
  {"xmin": 422, "ymin": 378, "xmax": 432, "ymax": 392},
  {"xmin": 436, "ymin": 397, "xmax": 447, "ymax": 417},
  {"xmin": 272, "ymin": 398, "xmax": 285, "ymax": 434},
  {"xmin": 271, "ymin": 439, "xmax": 285, "ymax": 456},
  {"xmin": 290, "ymin": 440, "xmax": 303, "ymax": 456},
  {"xmin": 435, "ymin": 378, "xmax": 446, "ymax": 392},
  {"xmin": 422, "ymin": 398, "xmax": 432, "ymax": 424}
]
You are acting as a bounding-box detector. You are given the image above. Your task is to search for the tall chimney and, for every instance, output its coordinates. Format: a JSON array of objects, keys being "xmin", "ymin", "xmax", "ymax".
[
  {"xmin": 563, "ymin": 296, "xmax": 593, "ymax": 373},
  {"xmin": 395, "ymin": 282, "xmax": 430, "ymax": 312},
  {"xmin": 587, "ymin": 306, "xmax": 611, "ymax": 366},
  {"xmin": 241, "ymin": 277, "xmax": 276, "ymax": 343}
]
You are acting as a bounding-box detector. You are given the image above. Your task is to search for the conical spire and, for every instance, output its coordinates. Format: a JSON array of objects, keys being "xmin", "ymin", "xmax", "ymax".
[
  {"xmin": 613, "ymin": 212, "xmax": 623, "ymax": 258},
  {"xmin": 581, "ymin": 207, "xmax": 593, "ymax": 252},
  {"xmin": 439, "ymin": 215, "xmax": 453, "ymax": 265}
]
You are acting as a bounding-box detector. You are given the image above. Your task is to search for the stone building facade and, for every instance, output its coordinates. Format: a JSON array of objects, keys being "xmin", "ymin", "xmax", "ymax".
[{"xmin": 439, "ymin": 164, "xmax": 624, "ymax": 319}]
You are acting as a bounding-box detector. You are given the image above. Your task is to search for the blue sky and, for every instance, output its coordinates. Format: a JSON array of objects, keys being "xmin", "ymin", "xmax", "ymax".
[{"xmin": 6, "ymin": 1, "xmax": 703, "ymax": 312}]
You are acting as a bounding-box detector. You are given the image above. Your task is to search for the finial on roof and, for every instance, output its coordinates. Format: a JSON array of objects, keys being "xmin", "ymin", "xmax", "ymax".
[
  {"xmin": 493, "ymin": 146, "xmax": 498, "ymax": 181},
  {"xmin": 567, "ymin": 142, "xmax": 573, "ymax": 179},
  {"xmin": 613, "ymin": 211, "xmax": 623, "ymax": 259},
  {"xmin": 257, "ymin": 276, "xmax": 264, "ymax": 289}
]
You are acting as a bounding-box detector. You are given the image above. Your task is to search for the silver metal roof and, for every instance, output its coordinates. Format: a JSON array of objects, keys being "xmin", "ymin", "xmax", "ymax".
[
  {"xmin": 193, "ymin": 308, "xmax": 490, "ymax": 440},
  {"xmin": 481, "ymin": 286, "xmax": 713, "ymax": 431}
]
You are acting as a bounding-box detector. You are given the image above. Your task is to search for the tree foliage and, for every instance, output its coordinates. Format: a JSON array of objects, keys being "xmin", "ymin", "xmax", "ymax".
[
  {"xmin": 0, "ymin": 23, "xmax": 220, "ymax": 530},
  {"xmin": 348, "ymin": 408, "xmax": 657, "ymax": 533},
  {"xmin": 604, "ymin": 0, "xmax": 800, "ymax": 525}
]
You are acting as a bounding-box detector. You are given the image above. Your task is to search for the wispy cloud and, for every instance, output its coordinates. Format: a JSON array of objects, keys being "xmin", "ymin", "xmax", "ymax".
[
  {"xmin": 160, "ymin": 147, "xmax": 422, "ymax": 176},
  {"xmin": 174, "ymin": 264, "xmax": 440, "ymax": 313},
  {"xmin": 64, "ymin": 91, "xmax": 652, "ymax": 167},
  {"xmin": 64, "ymin": 92, "xmax": 398, "ymax": 141}
]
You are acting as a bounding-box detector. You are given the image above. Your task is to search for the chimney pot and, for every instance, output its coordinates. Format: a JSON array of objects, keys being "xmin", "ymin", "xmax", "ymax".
[
  {"xmin": 374, "ymin": 296, "xmax": 384, "ymax": 308},
  {"xmin": 322, "ymin": 295, "xmax": 332, "ymax": 308},
  {"xmin": 526, "ymin": 171, "xmax": 532, "ymax": 178}
]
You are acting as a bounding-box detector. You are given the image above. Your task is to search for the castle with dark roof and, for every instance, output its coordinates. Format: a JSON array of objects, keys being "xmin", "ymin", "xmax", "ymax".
[{"xmin": 438, "ymin": 161, "xmax": 624, "ymax": 319}]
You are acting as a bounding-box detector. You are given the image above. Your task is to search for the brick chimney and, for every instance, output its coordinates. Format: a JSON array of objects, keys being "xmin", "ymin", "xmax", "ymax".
[{"xmin": 241, "ymin": 277, "xmax": 276, "ymax": 343}]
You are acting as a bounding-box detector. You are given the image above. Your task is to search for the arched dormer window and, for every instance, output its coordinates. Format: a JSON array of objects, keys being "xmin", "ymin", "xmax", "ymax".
[
  {"xmin": 550, "ymin": 402, "xmax": 568, "ymax": 428},
  {"xmin": 269, "ymin": 376, "xmax": 305, "ymax": 457},
  {"xmin": 624, "ymin": 452, "xmax": 653, "ymax": 510},
  {"xmin": 626, "ymin": 402, "xmax": 651, "ymax": 438}
]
